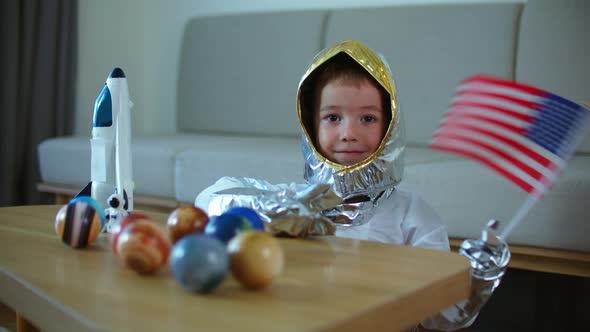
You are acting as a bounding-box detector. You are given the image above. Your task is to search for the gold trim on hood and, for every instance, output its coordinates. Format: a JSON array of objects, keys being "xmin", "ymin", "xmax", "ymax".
[{"xmin": 297, "ymin": 39, "xmax": 398, "ymax": 173}]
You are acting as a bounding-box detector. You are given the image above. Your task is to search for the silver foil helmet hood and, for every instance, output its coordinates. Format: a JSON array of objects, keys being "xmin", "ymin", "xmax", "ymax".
[{"xmin": 296, "ymin": 39, "xmax": 406, "ymax": 199}]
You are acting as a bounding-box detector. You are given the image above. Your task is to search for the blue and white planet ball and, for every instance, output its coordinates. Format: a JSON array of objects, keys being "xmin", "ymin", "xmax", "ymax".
[
  {"xmin": 204, "ymin": 213, "xmax": 251, "ymax": 244},
  {"xmin": 225, "ymin": 207, "xmax": 265, "ymax": 231},
  {"xmin": 169, "ymin": 234, "xmax": 229, "ymax": 293}
]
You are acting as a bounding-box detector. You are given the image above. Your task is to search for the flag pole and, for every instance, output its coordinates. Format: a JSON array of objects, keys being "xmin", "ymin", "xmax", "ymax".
[
  {"xmin": 500, "ymin": 193, "xmax": 541, "ymax": 239},
  {"xmin": 500, "ymin": 100, "xmax": 590, "ymax": 240}
]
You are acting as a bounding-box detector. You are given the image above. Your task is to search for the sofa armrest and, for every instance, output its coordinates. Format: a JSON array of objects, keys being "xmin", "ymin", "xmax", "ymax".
[{"xmin": 37, "ymin": 183, "xmax": 181, "ymax": 213}]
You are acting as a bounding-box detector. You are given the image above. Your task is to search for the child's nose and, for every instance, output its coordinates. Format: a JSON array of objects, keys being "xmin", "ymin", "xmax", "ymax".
[{"xmin": 341, "ymin": 121, "xmax": 359, "ymax": 141}]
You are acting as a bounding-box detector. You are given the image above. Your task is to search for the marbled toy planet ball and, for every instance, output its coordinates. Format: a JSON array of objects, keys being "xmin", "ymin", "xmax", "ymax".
[
  {"xmin": 54, "ymin": 197, "xmax": 105, "ymax": 249},
  {"xmin": 227, "ymin": 231, "xmax": 284, "ymax": 290},
  {"xmin": 110, "ymin": 212, "xmax": 152, "ymax": 255},
  {"xmin": 166, "ymin": 206, "xmax": 209, "ymax": 244},
  {"xmin": 170, "ymin": 234, "xmax": 229, "ymax": 293},
  {"xmin": 116, "ymin": 220, "xmax": 172, "ymax": 275}
]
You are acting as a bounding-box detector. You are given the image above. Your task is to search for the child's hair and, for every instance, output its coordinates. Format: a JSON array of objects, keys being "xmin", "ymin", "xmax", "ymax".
[{"xmin": 300, "ymin": 53, "xmax": 392, "ymax": 145}]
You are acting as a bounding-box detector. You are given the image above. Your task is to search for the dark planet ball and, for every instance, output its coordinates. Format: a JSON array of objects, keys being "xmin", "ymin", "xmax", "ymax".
[
  {"xmin": 225, "ymin": 207, "xmax": 265, "ymax": 231},
  {"xmin": 170, "ymin": 234, "xmax": 229, "ymax": 293},
  {"xmin": 204, "ymin": 213, "xmax": 251, "ymax": 243}
]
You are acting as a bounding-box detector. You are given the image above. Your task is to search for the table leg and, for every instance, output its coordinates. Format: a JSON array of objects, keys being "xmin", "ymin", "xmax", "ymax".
[
  {"xmin": 16, "ymin": 313, "xmax": 39, "ymax": 332},
  {"xmin": 55, "ymin": 193, "xmax": 71, "ymax": 206}
]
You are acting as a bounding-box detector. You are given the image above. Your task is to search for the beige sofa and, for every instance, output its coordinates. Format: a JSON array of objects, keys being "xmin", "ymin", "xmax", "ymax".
[{"xmin": 38, "ymin": 0, "xmax": 590, "ymax": 275}]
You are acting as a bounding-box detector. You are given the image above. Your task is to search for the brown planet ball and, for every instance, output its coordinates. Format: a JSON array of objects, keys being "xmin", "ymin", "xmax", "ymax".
[
  {"xmin": 227, "ymin": 231, "xmax": 284, "ymax": 290},
  {"xmin": 166, "ymin": 206, "xmax": 209, "ymax": 244}
]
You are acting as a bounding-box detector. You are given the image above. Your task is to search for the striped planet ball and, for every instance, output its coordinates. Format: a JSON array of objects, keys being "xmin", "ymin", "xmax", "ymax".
[
  {"xmin": 54, "ymin": 197, "xmax": 106, "ymax": 249},
  {"xmin": 116, "ymin": 220, "xmax": 172, "ymax": 275}
]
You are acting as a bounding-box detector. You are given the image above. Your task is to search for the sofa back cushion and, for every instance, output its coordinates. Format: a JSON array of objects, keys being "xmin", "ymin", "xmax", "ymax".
[
  {"xmin": 324, "ymin": 3, "xmax": 522, "ymax": 146},
  {"xmin": 515, "ymin": 0, "xmax": 590, "ymax": 153},
  {"xmin": 177, "ymin": 11, "xmax": 327, "ymax": 137}
]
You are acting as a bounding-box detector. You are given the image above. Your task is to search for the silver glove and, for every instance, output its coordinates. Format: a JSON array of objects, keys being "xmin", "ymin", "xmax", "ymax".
[
  {"xmin": 205, "ymin": 179, "xmax": 344, "ymax": 237},
  {"xmin": 460, "ymin": 219, "xmax": 511, "ymax": 281},
  {"xmin": 253, "ymin": 183, "xmax": 342, "ymax": 237},
  {"xmin": 420, "ymin": 219, "xmax": 511, "ymax": 331}
]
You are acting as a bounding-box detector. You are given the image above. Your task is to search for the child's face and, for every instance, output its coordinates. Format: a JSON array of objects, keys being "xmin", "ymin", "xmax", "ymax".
[{"xmin": 314, "ymin": 79, "xmax": 386, "ymax": 166}]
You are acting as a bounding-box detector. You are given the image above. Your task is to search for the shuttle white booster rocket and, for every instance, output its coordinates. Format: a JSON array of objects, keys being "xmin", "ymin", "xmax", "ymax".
[{"xmin": 77, "ymin": 67, "xmax": 134, "ymax": 221}]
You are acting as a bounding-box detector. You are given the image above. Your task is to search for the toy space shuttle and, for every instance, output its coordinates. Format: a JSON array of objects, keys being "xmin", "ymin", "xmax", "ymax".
[{"xmin": 76, "ymin": 68, "xmax": 134, "ymax": 229}]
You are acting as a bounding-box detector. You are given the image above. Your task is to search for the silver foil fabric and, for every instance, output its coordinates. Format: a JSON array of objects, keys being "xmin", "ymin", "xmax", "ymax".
[
  {"xmin": 204, "ymin": 40, "xmax": 405, "ymax": 229},
  {"xmin": 420, "ymin": 220, "xmax": 511, "ymax": 331},
  {"xmin": 206, "ymin": 181, "xmax": 343, "ymax": 237},
  {"xmin": 296, "ymin": 39, "xmax": 406, "ymax": 226}
]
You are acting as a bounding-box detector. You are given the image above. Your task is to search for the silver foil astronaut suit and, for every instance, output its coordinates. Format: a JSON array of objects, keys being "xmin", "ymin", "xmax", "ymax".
[{"xmin": 195, "ymin": 40, "xmax": 510, "ymax": 331}]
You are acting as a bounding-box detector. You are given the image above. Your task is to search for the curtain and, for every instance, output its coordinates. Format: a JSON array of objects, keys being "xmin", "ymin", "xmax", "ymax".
[{"xmin": 0, "ymin": 0, "xmax": 77, "ymax": 206}]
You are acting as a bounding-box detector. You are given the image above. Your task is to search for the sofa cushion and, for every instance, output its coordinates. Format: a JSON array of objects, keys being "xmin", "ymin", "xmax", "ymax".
[
  {"xmin": 177, "ymin": 10, "xmax": 327, "ymax": 137},
  {"xmin": 38, "ymin": 137, "xmax": 92, "ymax": 189},
  {"xmin": 399, "ymin": 152, "xmax": 590, "ymax": 252},
  {"xmin": 38, "ymin": 134, "xmax": 299, "ymax": 200},
  {"xmin": 324, "ymin": 3, "xmax": 522, "ymax": 147},
  {"xmin": 175, "ymin": 143, "xmax": 456, "ymax": 203},
  {"xmin": 515, "ymin": 0, "xmax": 590, "ymax": 152},
  {"xmin": 38, "ymin": 135, "xmax": 198, "ymax": 199},
  {"xmin": 405, "ymin": 146, "xmax": 460, "ymax": 166},
  {"xmin": 175, "ymin": 137, "xmax": 303, "ymax": 203}
]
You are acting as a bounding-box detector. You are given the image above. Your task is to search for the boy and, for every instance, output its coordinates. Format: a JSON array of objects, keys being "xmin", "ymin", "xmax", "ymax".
[{"xmin": 196, "ymin": 40, "xmax": 509, "ymax": 331}]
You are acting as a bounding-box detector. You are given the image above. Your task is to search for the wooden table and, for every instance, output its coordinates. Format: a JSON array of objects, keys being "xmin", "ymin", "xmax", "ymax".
[{"xmin": 0, "ymin": 205, "xmax": 470, "ymax": 332}]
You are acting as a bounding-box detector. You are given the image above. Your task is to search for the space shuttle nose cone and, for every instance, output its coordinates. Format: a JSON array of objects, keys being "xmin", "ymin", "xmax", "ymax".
[{"xmin": 109, "ymin": 68, "xmax": 126, "ymax": 78}]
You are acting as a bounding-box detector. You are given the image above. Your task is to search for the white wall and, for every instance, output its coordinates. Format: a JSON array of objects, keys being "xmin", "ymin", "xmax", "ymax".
[{"xmin": 75, "ymin": 0, "xmax": 525, "ymax": 136}]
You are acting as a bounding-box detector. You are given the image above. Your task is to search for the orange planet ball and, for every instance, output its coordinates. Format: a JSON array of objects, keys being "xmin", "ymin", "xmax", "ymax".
[
  {"xmin": 116, "ymin": 220, "xmax": 172, "ymax": 275},
  {"xmin": 109, "ymin": 212, "xmax": 151, "ymax": 255},
  {"xmin": 227, "ymin": 231, "xmax": 284, "ymax": 290},
  {"xmin": 166, "ymin": 206, "xmax": 209, "ymax": 244}
]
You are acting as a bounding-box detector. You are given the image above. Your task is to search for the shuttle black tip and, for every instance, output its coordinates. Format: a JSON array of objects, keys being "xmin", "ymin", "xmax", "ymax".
[{"xmin": 109, "ymin": 68, "xmax": 126, "ymax": 78}]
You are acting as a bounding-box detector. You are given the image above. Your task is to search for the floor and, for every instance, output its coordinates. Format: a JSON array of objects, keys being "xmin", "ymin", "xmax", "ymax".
[
  {"xmin": 0, "ymin": 302, "xmax": 15, "ymax": 332},
  {"xmin": 469, "ymin": 269, "xmax": 590, "ymax": 331}
]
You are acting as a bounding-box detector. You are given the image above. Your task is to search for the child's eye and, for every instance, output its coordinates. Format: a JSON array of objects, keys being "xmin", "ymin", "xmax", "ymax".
[
  {"xmin": 362, "ymin": 115, "xmax": 377, "ymax": 123},
  {"xmin": 325, "ymin": 114, "xmax": 340, "ymax": 122}
]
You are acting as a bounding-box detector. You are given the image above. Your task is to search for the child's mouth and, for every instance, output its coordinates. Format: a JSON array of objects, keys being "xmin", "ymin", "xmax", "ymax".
[{"xmin": 335, "ymin": 151, "xmax": 365, "ymax": 155}]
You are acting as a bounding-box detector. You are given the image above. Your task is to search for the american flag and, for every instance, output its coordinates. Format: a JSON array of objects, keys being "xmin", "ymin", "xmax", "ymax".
[{"xmin": 429, "ymin": 74, "xmax": 590, "ymax": 198}]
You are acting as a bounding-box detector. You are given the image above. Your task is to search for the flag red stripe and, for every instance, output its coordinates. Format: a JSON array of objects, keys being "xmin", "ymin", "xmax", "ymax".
[
  {"xmin": 442, "ymin": 112, "xmax": 527, "ymax": 135},
  {"xmin": 433, "ymin": 74, "xmax": 588, "ymax": 197},
  {"xmin": 450, "ymin": 101, "xmax": 533, "ymax": 122},
  {"xmin": 432, "ymin": 132, "xmax": 545, "ymax": 182},
  {"xmin": 436, "ymin": 121, "xmax": 554, "ymax": 168},
  {"xmin": 455, "ymin": 90, "xmax": 538, "ymax": 110},
  {"xmin": 460, "ymin": 75, "xmax": 546, "ymax": 97},
  {"xmin": 428, "ymin": 143, "xmax": 535, "ymax": 193}
]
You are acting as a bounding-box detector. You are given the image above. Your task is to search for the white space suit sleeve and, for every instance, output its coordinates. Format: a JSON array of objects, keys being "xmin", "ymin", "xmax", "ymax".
[
  {"xmin": 195, "ymin": 177, "xmax": 258, "ymax": 211},
  {"xmin": 403, "ymin": 193, "xmax": 450, "ymax": 251}
]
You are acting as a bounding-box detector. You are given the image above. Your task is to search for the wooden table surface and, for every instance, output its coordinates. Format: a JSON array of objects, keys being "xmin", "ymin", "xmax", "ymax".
[{"xmin": 0, "ymin": 205, "xmax": 470, "ymax": 332}]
